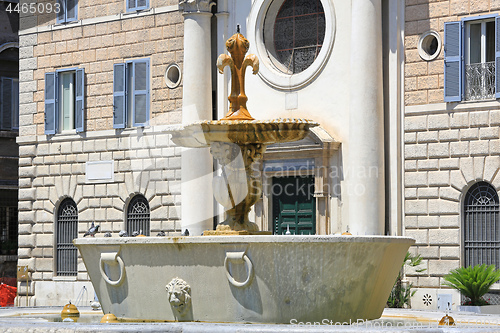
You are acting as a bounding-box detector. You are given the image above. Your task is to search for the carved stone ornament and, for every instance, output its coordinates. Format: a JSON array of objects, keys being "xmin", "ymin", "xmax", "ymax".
[
  {"xmin": 166, "ymin": 278, "xmax": 192, "ymax": 317},
  {"xmin": 178, "ymin": 0, "xmax": 215, "ymax": 13},
  {"xmin": 217, "ymin": 32, "xmax": 259, "ymax": 120}
]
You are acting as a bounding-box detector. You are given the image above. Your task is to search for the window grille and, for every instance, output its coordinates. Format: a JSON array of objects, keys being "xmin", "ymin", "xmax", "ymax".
[
  {"xmin": 274, "ymin": 0, "xmax": 325, "ymax": 74},
  {"xmin": 56, "ymin": 198, "xmax": 78, "ymax": 276},
  {"xmin": 0, "ymin": 190, "xmax": 18, "ymax": 254},
  {"xmin": 127, "ymin": 195, "xmax": 150, "ymax": 236},
  {"xmin": 465, "ymin": 61, "xmax": 495, "ymax": 100},
  {"xmin": 464, "ymin": 182, "xmax": 500, "ymax": 268}
]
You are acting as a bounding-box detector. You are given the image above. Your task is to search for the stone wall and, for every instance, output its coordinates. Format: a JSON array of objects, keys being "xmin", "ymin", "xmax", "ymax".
[
  {"xmin": 17, "ymin": 5, "xmax": 183, "ymax": 305},
  {"xmin": 404, "ymin": 104, "xmax": 500, "ymax": 289},
  {"xmin": 21, "ymin": 6, "xmax": 183, "ymax": 136},
  {"xmin": 17, "ymin": 128, "xmax": 181, "ymax": 303},
  {"xmin": 405, "ymin": 0, "xmax": 500, "ymax": 106},
  {"xmin": 33, "ymin": 0, "xmax": 179, "ymax": 26},
  {"xmin": 404, "ymin": 1, "xmax": 500, "ymax": 309}
]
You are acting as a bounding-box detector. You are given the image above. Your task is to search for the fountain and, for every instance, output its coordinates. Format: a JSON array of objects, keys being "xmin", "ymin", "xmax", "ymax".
[{"xmin": 74, "ymin": 32, "xmax": 414, "ymax": 324}]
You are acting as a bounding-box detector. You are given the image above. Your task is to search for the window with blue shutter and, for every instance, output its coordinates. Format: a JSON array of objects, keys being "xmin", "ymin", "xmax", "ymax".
[
  {"xmin": 131, "ymin": 59, "xmax": 150, "ymax": 127},
  {"xmin": 44, "ymin": 68, "xmax": 85, "ymax": 134},
  {"xmin": 57, "ymin": 0, "xmax": 78, "ymax": 24},
  {"xmin": 113, "ymin": 58, "xmax": 150, "ymax": 129},
  {"xmin": 444, "ymin": 22, "xmax": 462, "ymax": 102},
  {"xmin": 126, "ymin": 0, "xmax": 149, "ymax": 12},
  {"xmin": 113, "ymin": 63, "xmax": 126, "ymax": 129},
  {"xmin": 75, "ymin": 68, "xmax": 85, "ymax": 132},
  {"xmin": 44, "ymin": 72, "xmax": 57, "ymax": 135},
  {"xmin": 445, "ymin": 14, "xmax": 500, "ymax": 102}
]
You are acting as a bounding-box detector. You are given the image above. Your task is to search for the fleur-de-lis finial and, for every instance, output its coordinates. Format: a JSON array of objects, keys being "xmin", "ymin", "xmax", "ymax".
[{"xmin": 216, "ymin": 31, "xmax": 259, "ymax": 120}]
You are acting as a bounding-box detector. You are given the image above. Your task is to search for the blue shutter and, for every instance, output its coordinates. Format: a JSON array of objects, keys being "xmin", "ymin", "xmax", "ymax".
[
  {"xmin": 56, "ymin": 0, "xmax": 66, "ymax": 23},
  {"xmin": 113, "ymin": 63, "xmax": 127, "ymax": 129},
  {"xmin": 12, "ymin": 79, "xmax": 19, "ymax": 130},
  {"xmin": 444, "ymin": 21, "xmax": 462, "ymax": 102},
  {"xmin": 1, "ymin": 78, "xmax": 13, "ymax": 130},
  {"xmin": 75, "ymin": 68, "xmax": 84, "ymax": 132},
  {"xmin": 45, "ymin": 72, "xmax": 57, "ymax": 135},
  {"xmin": 132, "ymin": 59, "xmax": 150, "ymax": 127},
  {"xmin": 495, "ymin": 16, "xmax": 500, "ymax": 98},
  {"xmin": 66, "ymin": 0, "xmax": 77, "ymax": 22}
]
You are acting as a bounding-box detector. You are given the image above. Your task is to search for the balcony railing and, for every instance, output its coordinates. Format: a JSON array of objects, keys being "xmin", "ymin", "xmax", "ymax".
[{"xmin": 465, "ymin": 61, "xmax": 495, "ymax": 101}]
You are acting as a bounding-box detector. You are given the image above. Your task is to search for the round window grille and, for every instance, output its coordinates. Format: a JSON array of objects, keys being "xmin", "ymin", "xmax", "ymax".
[
  {"xmin": 418, "ymin": 31, "xmax": 441, "ymax": 61},
  {"xmin": 271, "ymin": 0, "xmax": 326, "ymax": 74},
  {"xmin": 248, "ymin": 0, "xmax": 336, "ymax": 90},
  {"xmin": 165, "ymin": 63, "xmax": 182, "ymax": 89}
]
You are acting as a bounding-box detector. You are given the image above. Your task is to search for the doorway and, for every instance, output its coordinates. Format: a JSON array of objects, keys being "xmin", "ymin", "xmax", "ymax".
[{"xmin": 272, "ymin": 175, "xmax": 316, "ymax": 235}]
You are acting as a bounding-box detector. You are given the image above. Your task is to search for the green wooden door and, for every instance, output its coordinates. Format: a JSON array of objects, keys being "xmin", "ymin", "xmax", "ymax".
[{"xmin": 272, "ymin": 176, "xmax": 316, "ymax": 235}]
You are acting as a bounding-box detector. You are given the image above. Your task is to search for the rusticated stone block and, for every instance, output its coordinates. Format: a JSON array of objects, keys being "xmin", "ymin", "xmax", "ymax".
[
  {"xmin": 429, "ymin": 228, "xmax": 459, "ymax": 246},
  {"xmin": 428, "ymin": 259, "xmax": 459, "ymax": 276},
  {"xmin": 405, "ymin": 199, "xmax": 428, "ymax": 215}
]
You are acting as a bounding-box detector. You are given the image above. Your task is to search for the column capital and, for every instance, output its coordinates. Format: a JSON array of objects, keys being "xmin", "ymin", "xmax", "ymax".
[{"xmin": 179, "ymin": 0, "xmax": 215, "ymax": 14}]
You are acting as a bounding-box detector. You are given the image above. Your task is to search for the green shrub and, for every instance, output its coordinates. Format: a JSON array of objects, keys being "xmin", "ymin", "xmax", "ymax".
[
  {"xmin": 443, "ymin": 264, "xmax": 500, "ymax": 306},
  {"xmin": 387, "ymin": 252, "xmax": 425, "ymax": 308}
]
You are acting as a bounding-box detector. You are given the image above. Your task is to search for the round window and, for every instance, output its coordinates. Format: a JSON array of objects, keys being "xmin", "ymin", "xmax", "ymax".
[
  {"xmin": 418, "ymin": 31, "xmax": 441, "ymax": 61},
  {"xmin": 165, "ymin": 63, "xmax": 182, "ymax": 88},
  {"xmin": 248, "ymin": 0, "xmax": 336, "ymax": 90},
  {"xmin": 270, "ymin": 0, "xmax": 325, "ymax": 74}
]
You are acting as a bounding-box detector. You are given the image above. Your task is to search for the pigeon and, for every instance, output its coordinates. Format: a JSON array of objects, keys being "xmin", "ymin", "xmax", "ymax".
[
  {"xmin": 90, "ymin": 292, "xmax": 101, "ymax": 310},
  {"xmin": 90, "ymin": 300, "xmax": 101, "ymax": 310},
  {"xmin": 103, "ymin": 232, "xmax": 112, "ymax": 237},
  {"xmin": 118, "ymin": 230, "xmax": 128, "ymax": 237},
  {"xmin": 181, "ymin": 229, "xmax": 189, "ymax": 236},
  {"xmin": 156, "ymin": 231, "xmax": 166, "ymax": 237},
  {"xmin": 132, "ymin": 231, "xmax": 140, "ymax": 237},
  {"xmin": 84, "ymin": 223, "xmax": 100, "ymax": 237}
]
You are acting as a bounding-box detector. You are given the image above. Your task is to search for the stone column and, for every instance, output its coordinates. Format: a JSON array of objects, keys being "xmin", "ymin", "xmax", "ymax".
[
  {"xmin": 179, "ymin": 0, "xmax": 214, "ymax": 235},
  {"xmin": 348, "ymin": 0, "xmax": 385, "ymax": 235}
]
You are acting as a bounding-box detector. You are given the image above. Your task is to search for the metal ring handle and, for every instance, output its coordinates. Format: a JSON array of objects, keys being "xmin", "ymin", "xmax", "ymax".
[
  {"xmin": 99, "ymin": 254, "xmax": 125, "ymax": 287},
  {"xmin": 224, "ymin": 252, "xmax": 254, "ymax": 288}
]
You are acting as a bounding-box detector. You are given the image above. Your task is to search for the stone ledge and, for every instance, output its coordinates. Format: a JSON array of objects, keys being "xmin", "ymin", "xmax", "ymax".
[
  {"xmin": 17, "ymin": 124, "xmax": 180, "ymax": 145},
  {"xmin": 406, "ymin": 100, "xmax": 500, "ymax": 116}
]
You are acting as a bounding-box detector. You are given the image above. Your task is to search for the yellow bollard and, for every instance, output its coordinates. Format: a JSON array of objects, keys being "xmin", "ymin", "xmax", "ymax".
[
  {"xmin": 101, "ymin": 313, "xmax": 119, "ymax": 323},
  {"xmin": 61, "ymin": 302, "xmax": 80, "ymax": 321}
]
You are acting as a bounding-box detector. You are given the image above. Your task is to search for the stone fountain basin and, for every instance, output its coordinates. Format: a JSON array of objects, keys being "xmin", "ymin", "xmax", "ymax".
[
  {"xmin": 167, "ymin": 119, "xmax": 319, "ymax": 147},
  {"xmin": 74, "ymin": 235, "xmax": 414, "ymax": 324}
]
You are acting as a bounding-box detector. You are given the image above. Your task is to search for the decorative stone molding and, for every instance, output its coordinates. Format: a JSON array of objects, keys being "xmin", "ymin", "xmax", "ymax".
[
  {"xmin": 166, "ymin": 278, "xmax": 192, "ymax": 317},
  {"xmin": 178, "ymin": 0, "xmax": 214, "ymax": 13}
]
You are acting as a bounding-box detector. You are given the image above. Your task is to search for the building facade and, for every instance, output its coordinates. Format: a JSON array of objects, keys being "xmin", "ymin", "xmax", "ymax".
[
  {"xmin": 17, "ymin": 0, "xmax": 183, "ymax": 305},
  {"xmin": 27, "ymin": 0, "xmax": 500, "ymax": 309},
  {"xmin": 404, "ymin": 0, "xmax": 500, "ymax": 310},
  {"xmin": 0, "ymin": 0, "xmax": 19, "ymax": 282},
  {"xmin": 18, "ymin": 0, "xmax": 408, "ymax": 306}
]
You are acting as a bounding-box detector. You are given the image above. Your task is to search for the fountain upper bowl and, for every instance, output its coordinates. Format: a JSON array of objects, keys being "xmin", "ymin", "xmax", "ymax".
[{"xmin": 167, "ymin": 118, "xmax": 319, "ymax": 148}]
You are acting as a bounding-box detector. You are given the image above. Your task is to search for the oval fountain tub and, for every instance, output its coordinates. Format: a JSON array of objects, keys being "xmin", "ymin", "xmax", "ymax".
[{"xmin": 74, "ymin": 235, "xmax": 414, "ymax": 324}]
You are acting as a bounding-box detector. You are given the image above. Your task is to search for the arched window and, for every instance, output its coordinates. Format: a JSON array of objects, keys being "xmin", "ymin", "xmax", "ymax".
[
  {"xmin": 464, "ymin": 182, "xmax": 500, "ymax": 268},
  {"xmin": 127, "ymin": 194, "xmax": 150, "ymax": 236},
  {"xmin": 56, "ymin": 198, "xmax": 78, "ymax": 276}
]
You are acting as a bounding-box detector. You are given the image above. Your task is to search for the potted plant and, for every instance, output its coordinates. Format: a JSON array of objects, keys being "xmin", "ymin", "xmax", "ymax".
[
  {"xmin": 443, "ymin": 264, "xmax": 500, "ymax": 313},
  {"xmin": 387, "ymin": 252, "xmax": 425, "ymax": 308}
]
